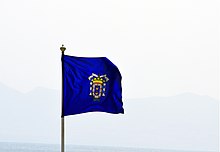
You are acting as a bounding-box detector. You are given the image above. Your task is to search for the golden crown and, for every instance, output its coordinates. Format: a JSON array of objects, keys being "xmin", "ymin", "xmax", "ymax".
[{"xmin": 92, "ymin": 77, "xmax": 104, "ymax": 84}]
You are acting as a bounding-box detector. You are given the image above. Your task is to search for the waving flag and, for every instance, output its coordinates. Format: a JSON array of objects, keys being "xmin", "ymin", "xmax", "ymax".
[{"xmin": 62, "ymin": 55, "xmax": 124, "ymax": 116}]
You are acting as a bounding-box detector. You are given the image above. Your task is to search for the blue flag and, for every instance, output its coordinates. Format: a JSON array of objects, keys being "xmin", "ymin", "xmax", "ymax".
[{"xmin": 62, "ymin": 55, "xmax": 124, "ymax": 116}]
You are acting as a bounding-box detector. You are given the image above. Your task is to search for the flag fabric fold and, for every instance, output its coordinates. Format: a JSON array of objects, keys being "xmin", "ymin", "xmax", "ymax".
[{"xmin": 62, "ymin": 55, "xmax": 124, "ymax": 116}]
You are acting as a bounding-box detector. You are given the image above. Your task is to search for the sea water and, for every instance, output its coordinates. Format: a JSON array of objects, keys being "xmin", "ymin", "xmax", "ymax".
[{"xmin": 0, "ymin": 142, "xmax": 213, "ymax": 152}]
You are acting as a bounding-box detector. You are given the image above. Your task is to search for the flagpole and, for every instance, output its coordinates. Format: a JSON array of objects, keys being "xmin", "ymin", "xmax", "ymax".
[{"xmin": 60, "ymin": 44, "xmax": 66, "ymax": 152}]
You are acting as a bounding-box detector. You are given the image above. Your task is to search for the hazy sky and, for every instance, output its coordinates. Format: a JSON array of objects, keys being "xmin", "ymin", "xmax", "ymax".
[
  {"xmin": 0, "ymin": 0, "xmax": 219, "ymax": 99},
  {"xmin": 0, "ymin": 1, "xmax": 219, "ymax": 151}
]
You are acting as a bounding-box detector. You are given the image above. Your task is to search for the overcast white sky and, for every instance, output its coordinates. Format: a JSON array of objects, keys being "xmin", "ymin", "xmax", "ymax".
[{"xmin": 0, "ymin": 0, "xmax": 219, "ymax": 99}]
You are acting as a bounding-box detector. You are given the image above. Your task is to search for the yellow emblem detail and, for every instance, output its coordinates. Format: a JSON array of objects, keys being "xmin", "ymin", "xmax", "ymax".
[{"xmin": 88, "ymin": 73, "xmax": 109, "ymax": 100}]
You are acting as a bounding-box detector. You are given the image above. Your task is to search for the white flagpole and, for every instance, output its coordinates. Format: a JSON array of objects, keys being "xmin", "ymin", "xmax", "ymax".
[
  {"xmin": 60, "ymin": 45, "xmax": 66, "ymax": 152},
  {"xmin": 61, "ymin": 117, "xmax": 65, "ymax": 152}
]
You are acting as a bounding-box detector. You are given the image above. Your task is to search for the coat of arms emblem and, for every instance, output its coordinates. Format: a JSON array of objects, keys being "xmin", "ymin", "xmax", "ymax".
[{"xmin": 88, "ymin": 73, "xmax": 109, "ymax": 100}]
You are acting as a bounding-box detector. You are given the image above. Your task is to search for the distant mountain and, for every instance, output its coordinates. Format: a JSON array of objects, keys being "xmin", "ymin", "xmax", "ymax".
[{"xmin": 0, "ymin": 83, "xmax": 218, "ymax": 152}]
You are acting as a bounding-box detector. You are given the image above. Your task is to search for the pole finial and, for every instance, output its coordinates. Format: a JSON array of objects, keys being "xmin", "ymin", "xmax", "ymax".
[{"xmin": 60, "ymin": 44, "xmax": 66, "ymax": 52}]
